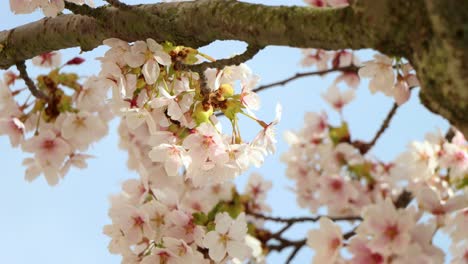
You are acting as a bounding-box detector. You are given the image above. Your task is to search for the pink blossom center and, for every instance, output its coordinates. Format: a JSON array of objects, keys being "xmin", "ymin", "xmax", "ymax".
[
  {"xmin": 133, "ymin": 216, "xmax": 145, "ymax": 227},
  {"xmin": 42, "ymin": 139, "xmax": 56, "ymax": 151},
  {"xmin": 158, "ymin": 251, "xmax": 171, "ymax": 263},
  {"xmin": 454, "ymin": 151, "xmax": 467, "ymax": 163},
  {"xmin": 202, "ymin": 135, "xmax": 215, "ymax": 148},
  {"xmin": 329, "ymin": 237, "xmax": 341, "ymax": 251},
  {"xmin": 371, "ymin": 253, "xmax": 384, "ymax": 263},
  {"xmin": 184, "ymin": 221, "xmax": 195, "ymax": 235},
  {"xmin": 384, "ymin": 224, "xmax": 399, "ymax": 240},
  {"xmin": 39, "ymin": 52, "xmax": 54, "ymax": 65},
  {"xmin": 330, "ymin": 179, "xmax": 343, "ymax": 192}
]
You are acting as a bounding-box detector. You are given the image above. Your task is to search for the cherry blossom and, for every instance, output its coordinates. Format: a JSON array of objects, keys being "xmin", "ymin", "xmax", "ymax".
[
  {"xmin": 307, "ymin": 217, "xmax": 343, "ymax": 263},
  {"xmin": 203, "ymin": 212, "xmax": 250, "ymax": 262}
]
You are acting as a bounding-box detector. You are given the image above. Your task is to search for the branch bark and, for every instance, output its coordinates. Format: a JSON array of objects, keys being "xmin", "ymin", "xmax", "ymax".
[{"xmin": 0, "ymin": 0, "xmax": 466, "ymax": 134}]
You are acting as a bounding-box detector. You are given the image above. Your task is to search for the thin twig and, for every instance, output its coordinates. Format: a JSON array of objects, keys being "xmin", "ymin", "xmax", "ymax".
[
  {"xmin": 186, "ymin": 44, "xmax": 264, "ymax": 74},
  {"xmin": 285, "ymin": 243, "xmax": 303, "ymax": 264},
  {"xmin": 353, "ymin": 102, "xmax": 398, "ymax": 154},
  {"xmin": 184, "ymin": 44, "xmax": 264, "ymax": 95},
  {"xmin": 252, "ymin": 65, "xmax": 358, "ymax": 93},
  {"xmin": 394, "ymin": 189, "xmax": 413, "ymax": 209},
  {"xmin": 249, "ymin": 211, "xmax": 362, "ymax": 223},
  {"xmin": 15, "ymin": 61, "xmax": 49, "ymax": 101}
]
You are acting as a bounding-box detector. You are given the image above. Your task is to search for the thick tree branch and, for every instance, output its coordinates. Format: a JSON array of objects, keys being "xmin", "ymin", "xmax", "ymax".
[
  {"xmin": 104, "ymin": 0, "xmax": 130, "ymax": 9},
  {"xmin": 0, "ymin": 0, "xmax": 466, "ymax": 134},
  {"xmin": 0, "ymin": 0, "xmax": 390, "ymax": 70}
]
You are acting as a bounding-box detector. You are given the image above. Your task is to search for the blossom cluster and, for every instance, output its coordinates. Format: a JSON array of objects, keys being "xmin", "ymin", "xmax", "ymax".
[
  {"xmin": 0, "ymin": 53, "xmax": 110, "ymax": 185},
  {"xmin": 283, "ymin": 86, "xmax": 467, "ymax": 262},
  {"xmin": 96, "ymin": 38, "xmax": 280, "ymax": 263},
  {"xmin": 301, "ymin": 49, "xmax": 418, "ymax": 106}
]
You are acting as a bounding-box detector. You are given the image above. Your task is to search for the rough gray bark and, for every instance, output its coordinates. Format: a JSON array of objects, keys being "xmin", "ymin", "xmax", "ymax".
[{"xmin": 0, "ymin": 0, "xmax": 466, "ymax": 134}]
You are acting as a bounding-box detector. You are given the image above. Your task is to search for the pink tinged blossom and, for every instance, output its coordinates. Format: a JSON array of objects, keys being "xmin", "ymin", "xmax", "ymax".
[
  {"xmin": 123, "ymin": 108, "xmax": 157, "ymax": 135},
  {"xmin": 123, "ymin": 40, "xmax": 148, "ymax": 68},
  {"xmin": 318, "ymin": 174, "xmax": 358, "ymax": 206},
  {"xmin": 393, "ymin": 79, "xmax": 411, "ymax": 105},
  {"xmin": 358, "ymin": 54, "xmax": 395, "ymax": 96},
  {"xmin": 141, "ymin": 201, "xmax": 169, "ymax": 239},
  {"xmin": 440, "ymin": 143, "xmax": 468, "ymax": 179},
  {"xmin": 203, "ymin": 212, "xmax": 250, "ymax": 262},
  {"xmin": 445, "ymin": 208, "xmax": 468, "ymax": 243},
  {"xmin": 22, "ymin": 157, "xmax": 62, "ymax": 186},
  {"xmin": 450, "ymin": 241, "xmax": 468, "ymax": 264},
  {"xmin": 60, "ymin": 153, "xmax": 93, "ymax": 177},
  {"xmin": 115, "ymin": 206, "xmax": 152, "ymax": 245},
  {"xmin": 252, "ymin": 103, "xmax": 282, "ymax": 154},
  {"xmin": 335, "ymin": 71, "xmax": 360, "ymax": 89},
  {"xmin": 141, "ymin": 248, "xmax": 178, "ymax": 264},
  {"xmin": 22, "ymin": 129, "xmax": 71, "ymax": 167},
  {"xmin": 348, "ymin": 236, "xmax": 385, "ymax": 264},
  {"xmin": 305, "ymin": 0, "xmax": 327, "ymax": 7},
  {"xmin": 301, "ymin": 49, "xmax": 331, "ymax": 69},
  {"xmin": 327, "ymin": 0, "xmax": 349, "ymax": 7},
  {"xmin": 102, "ymin": 224, "xmax": 130, "ymax": 255},
  {"xmin": 9, "ymin": 0, "xmax": 38, "ymax": 14},
  {"xmin": 150, "ymin": 87, "xmax": 191, "ymax": 122},
  {"xmin": 183, "ymin": 123, "xmax": 227, "ymax": 164},
  {"xmin": 359, "ymin": 198, "xmax": 416, "ymax": 256},
  {"xmin": 166, "ymin": 210, "xmax": 204, "ymax": 245},
  {"xmin": 394, "ymin": 141, "xmax": 438, "ymax": 181},
  {"xmin": 245, "ymin": 173, "xmax": 272, "ymax": 200},
  {"xmin": 240, "ymin": 75, "xmax": 261, "ymax": 111},
  {"xmin": 322, "ymin": 85, "xmax": 355, "ymax": 112},
  {"xmin": 40, "ymin": 0, "xmax": 66, "ymax": 17},
  {"xmin": 401, "ymin": 63, "xmax": 420, "ymax": 87},
  {"xmin": 32, "ymin": 51, "xmax": 62, "ymax": 68},
  {"xmin": 416, "ymin": 185, "xmax": 467, "ymax": 216},
  {"xmin": 76, "ymin": 77, "xmax": 109, "ymax": 111},
  {"xmin": 61, "ymin": 112, "xmax": 107, "ymax": 150},
  {"xmin": 0, "ymin": 117, "xmax": 25, "ymax": 147},
  {"xmin": 307, "ymin": 217, "xmax": 343, "ymax": 264},
  {"xmin": 148, "ymin": 144, "xmax": 191, "ymax": 176},
  {"xmin": 410, "ymin": 222, "xmax": 445, "ymax": 263}
]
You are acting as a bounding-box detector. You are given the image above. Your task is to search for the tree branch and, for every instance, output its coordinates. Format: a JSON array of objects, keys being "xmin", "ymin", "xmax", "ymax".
[
  {"xmin": 0, "ymin": 0, "xmax": 466, "ymax": 135},
  {"xmin": 15, "ymin": 61, "xmax": 49, "ymax": 101},
  {"xmin": 104, "ymin": 0, "xmax": 130, "ymax": 9},
  {"xmin": 248, "ymin": 211, "xmax": 362, "ymax": 223},
  {"xmin": 186, "ymin": 44, "xmax": 264, "ymax": 73},
  {"xmin": 252, "ymin": 65, "xmax": 358, "ymax": 94},
  {"xmin": 353, "ymin": 102, "xmax": 399, "ymax": 154},
  {"xmin": 0, "ymin": 0, "xmax": 391, "ymax": 70}
]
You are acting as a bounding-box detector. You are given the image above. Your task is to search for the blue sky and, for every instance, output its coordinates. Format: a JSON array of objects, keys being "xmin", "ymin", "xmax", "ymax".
[{"xmin": 0, "ymin": 1, "xmax": 449, "ymax": 263}]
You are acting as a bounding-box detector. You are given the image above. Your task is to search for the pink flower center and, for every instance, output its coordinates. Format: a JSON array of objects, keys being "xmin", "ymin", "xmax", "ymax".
[
  {"xmin": 329, "ymin": 237, "xmax": 341, "ymax": 251},
  {"xmin": 384, "ymin": 224, "xmax": 399, "ymax": 240},
  {"xmin": 42, "ymin": 139, "xmax": 56, "ymax": 151},
  {"xmin": 133, "ymin": 216, "xmax": 145, "ymax": 227},
  {"xmin": 39, "ymin": 52, "xmax": 55, "ymax": 66},
  {"xmin": 202, "ymin": 135, "xmax": 215, "ymax": 148},
  {"xmin": 330, "ymin": 179, "xmax": 343, "ymax": 191},
  {"xmin": 454, "ymin": 151, "xmax": 467, "ymax": 163},
  {"xmin": 158, "ymin": 251, "xmax": 171, "ymax": 263},
  {"xmin": 371, "ymin": 253, "xmax": 384, "ymax": 263}
]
